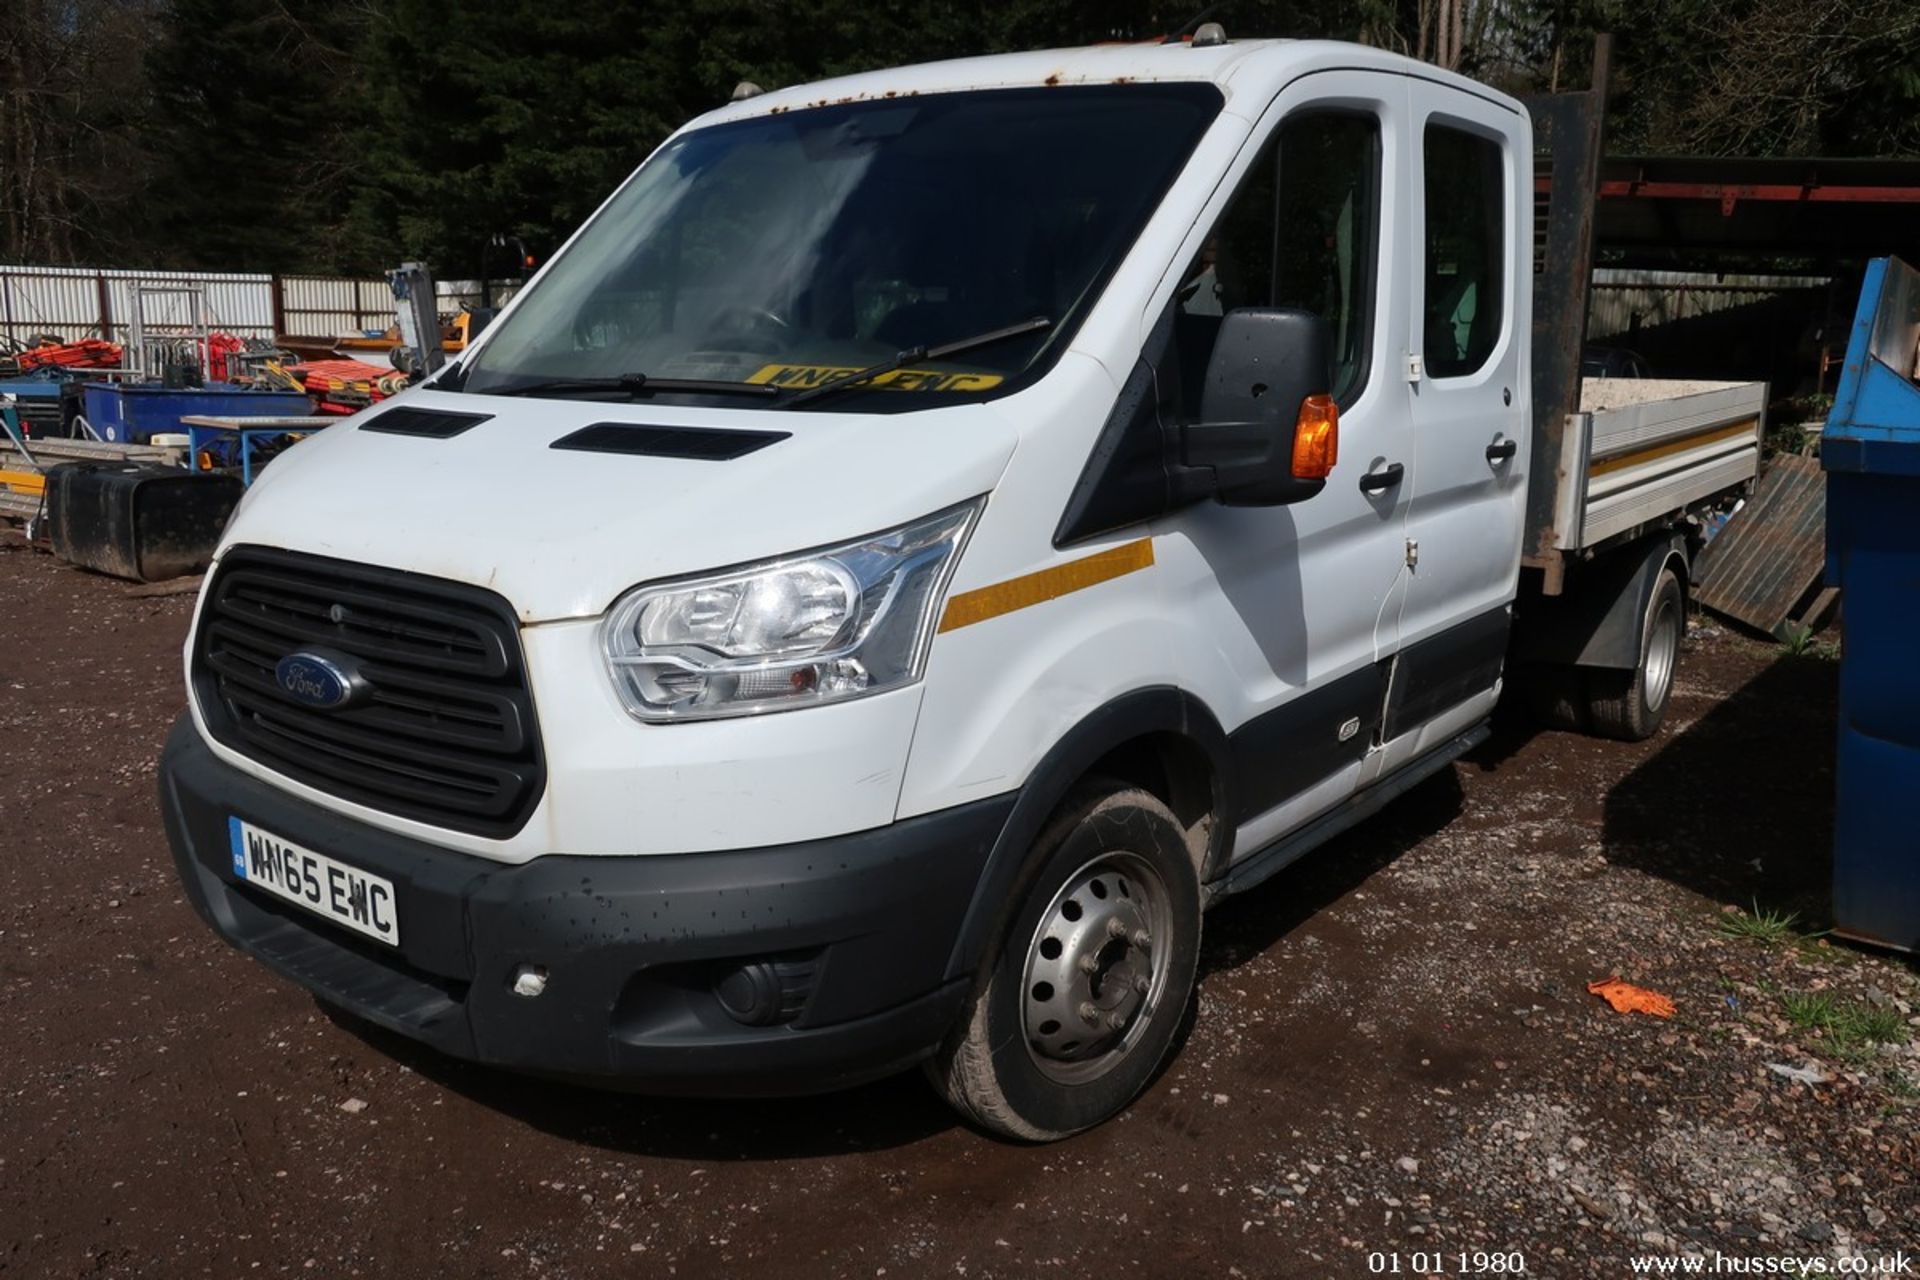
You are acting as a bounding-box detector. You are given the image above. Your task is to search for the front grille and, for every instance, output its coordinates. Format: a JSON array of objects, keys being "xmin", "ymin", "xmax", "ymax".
[{"xmin": 193, "ymin": 546, "xmax": 544, "ymax": 837}]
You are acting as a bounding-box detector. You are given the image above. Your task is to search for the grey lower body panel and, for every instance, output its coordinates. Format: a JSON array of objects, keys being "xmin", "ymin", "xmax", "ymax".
[{"xmin": 1204, "ymin": 722, "xmax": 1490, "ymax": 905}]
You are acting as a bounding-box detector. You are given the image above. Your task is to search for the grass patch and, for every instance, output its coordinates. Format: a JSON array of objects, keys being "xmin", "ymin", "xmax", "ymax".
[
  {"xmin": 1781, "ymin": 990, "xmax": 1839, "ymax": 1028},
  {"xmin": 1781, "ymin": 990, "xmax": 1912, "ymax": 1060},
  {"xmin": 1717, "ymin": 901, "xmax": 1803, "ymax": 944},
  {"xmin": 1779, "ymin": 624, "xmax": 1841, "ymax": 662},
  {"xmin": 1857, "ymin": 1006, "xmax": 1912, "ymax": 1044}
]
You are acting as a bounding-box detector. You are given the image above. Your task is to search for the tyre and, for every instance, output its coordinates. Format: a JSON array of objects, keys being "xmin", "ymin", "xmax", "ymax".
[
  {"xmin": 927, "ymin": 781, "xmax": 1202, "ymax": 1141},
  {"xmin": 1585, "ymin": 566, "xmax": 1683, "ymax": 741}
]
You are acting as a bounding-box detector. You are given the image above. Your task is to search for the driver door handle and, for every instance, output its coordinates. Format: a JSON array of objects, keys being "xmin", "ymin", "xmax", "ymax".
[
  {"xmin": 1485, "ymin": 438, "xmax": 1518, "ymax": 462},
  {"xmin": 1359, "ymin": 462, "xmax": 1404, "ymax": 493}
]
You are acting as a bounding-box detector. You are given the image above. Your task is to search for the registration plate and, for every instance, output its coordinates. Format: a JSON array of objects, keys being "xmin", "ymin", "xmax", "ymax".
[{"xmin": 228, "ymin": 817, "xmax": 400, "ymax": 947}]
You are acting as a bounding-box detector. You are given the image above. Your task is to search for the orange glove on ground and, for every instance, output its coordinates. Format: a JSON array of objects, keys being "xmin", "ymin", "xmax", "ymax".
[{"xmin": 1587, "ymin": 977, "xmax": 1676, "ymax": 1018}]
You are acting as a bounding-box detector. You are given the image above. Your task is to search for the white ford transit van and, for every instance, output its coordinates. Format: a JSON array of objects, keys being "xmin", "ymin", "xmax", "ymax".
[{"xmin": 161, "ymin": 34, "xmax": 1763, "ymax": 1139}]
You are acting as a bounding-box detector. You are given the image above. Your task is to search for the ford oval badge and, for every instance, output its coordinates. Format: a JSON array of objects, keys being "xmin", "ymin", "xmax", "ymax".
[{"xmin": 274, "ymin": 651, "xmax": 364, "ymax": 710}]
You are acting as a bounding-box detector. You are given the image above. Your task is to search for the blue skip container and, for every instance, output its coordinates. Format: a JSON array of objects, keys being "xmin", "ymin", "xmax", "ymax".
[
  {"xmin": 1822, "ymin": 256, "xmax": 1920, "ymax": 951},
  {"xmin": 82, "ymin": 383, "xmax": 314, "ymax": 445}
]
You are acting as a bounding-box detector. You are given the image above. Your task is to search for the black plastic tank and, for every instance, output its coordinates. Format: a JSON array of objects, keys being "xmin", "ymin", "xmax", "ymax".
[{"xmin": 44, "ymin": 461, "xmax": 243, "ymax": 582}]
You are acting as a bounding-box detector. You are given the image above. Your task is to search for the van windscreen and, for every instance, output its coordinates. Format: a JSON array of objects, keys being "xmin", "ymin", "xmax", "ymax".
[{"xmin": 459, "ymin": 84, "xmax": 1223, "ymax": 409}]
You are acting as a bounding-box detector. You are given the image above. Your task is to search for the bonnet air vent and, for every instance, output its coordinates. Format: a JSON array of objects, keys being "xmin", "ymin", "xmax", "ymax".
[
  {"xmin": 359, "ymin": 407, "xmax": 494, "ymax": 438},
  {"xmin": 550, "ymin": 423, "xmax": 790, "ymax": 461}
]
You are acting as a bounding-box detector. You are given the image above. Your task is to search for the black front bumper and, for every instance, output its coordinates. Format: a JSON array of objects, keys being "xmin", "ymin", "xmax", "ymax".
[{"xmin": 159, "ymin": 714, "xmax": 1013, "ymax": 1095}]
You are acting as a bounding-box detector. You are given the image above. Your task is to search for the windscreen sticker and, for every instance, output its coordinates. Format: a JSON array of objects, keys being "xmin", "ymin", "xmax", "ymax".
[{"xmin": 746, "ymin": 363, "xmax": 1004, "ymax": 393}]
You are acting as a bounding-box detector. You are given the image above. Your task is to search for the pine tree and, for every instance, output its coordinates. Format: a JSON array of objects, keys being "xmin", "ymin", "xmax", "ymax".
[{"xmin": 141, "ymin": 0, "xmax": 370, "ymax": 270}]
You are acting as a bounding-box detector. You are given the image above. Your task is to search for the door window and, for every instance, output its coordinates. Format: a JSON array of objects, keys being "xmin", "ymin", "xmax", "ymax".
[
  {"xmin": 1176, "ymin": 112, "xmax": 1381, "ymax": 409},
  {"xmin": 1422, "ymin": 124, "xmax": 1506, "ymax": 378}
]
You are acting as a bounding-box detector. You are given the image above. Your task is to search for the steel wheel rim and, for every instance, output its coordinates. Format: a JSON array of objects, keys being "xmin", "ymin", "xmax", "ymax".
[
  {"xmin": 1020, "ymin": 850, "xmax": 1174, "ymax": 1086},
  {"xmin": 1645, "ymin": 592, "xmax": 1679, "ymax": 710}
]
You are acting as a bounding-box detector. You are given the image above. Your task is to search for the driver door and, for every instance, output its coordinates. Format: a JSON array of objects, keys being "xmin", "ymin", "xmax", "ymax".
[{"xmin": 1159, "ymin": 70, "xmax": 1415, "ymax": 851}]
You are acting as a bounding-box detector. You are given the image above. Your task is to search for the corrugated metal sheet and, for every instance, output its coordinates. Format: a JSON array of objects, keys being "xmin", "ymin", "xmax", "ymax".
[
  {"xmin": 0, "ymin": 269, "xmax": 103, "ymax": 341},
  {"xmin": 1588, "ymin": 268, "xmax": 1829, "ymax": 341},
  {"xmin": 1693, "ymin": 453, "xmax": 1828, "ymax": 636},
  {"xmin": 280, "ymin": 275, "xmax": 389, "ymax": 337},
  {"xmin": 436, "ymin": 279, "xmax": 521, "ymax": 310},
  {"xmin": 109, "ymin": 272, "xmax": 276, "ymax": 339},
  {"xmin": 3, "ymin": 265, "xmax": 526, "ymax": 344},
  {"xmin": 1, "ymin": 265, "xmax": 275, "ymax": 342}
]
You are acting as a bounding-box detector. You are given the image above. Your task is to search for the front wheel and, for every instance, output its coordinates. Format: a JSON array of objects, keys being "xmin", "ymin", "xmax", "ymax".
[{"xmin": 927, "ymin": 782, "xmax": 1201, "ymax": 1141}]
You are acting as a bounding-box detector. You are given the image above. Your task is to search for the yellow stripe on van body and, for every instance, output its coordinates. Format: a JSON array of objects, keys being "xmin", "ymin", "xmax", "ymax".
[
  {"xmin": 1587, "ymin": 418, "xmax": 1759, "ymax": 478},
  {"xmin": 938, "ymin": 538, "xmax": 1155, "ymax": 634}
]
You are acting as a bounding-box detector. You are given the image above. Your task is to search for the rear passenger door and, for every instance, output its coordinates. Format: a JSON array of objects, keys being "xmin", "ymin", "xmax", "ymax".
[{"xmin": 1393, "ymin": 83, "xmax": 1530, "ymax": 742}]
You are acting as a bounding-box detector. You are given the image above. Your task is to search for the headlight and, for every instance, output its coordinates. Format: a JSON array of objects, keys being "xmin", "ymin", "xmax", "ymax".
[{"xmin": 604, "ymin": 499, "xmax": 983, "ymax": 720}]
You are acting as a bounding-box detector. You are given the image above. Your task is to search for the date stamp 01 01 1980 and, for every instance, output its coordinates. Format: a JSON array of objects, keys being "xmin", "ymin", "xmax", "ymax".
[{"xmin": 1361, "ymin": 1249, "xmax": 1917, "ymax": 1277}]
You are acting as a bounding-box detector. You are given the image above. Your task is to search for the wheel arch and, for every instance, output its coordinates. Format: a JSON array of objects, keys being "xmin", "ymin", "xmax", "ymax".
[
  {"xmin": 1512, "ymin": 530, "xmax": 1691, "ymax": 672},
  {"xmin": 941, "ymin": 686, "xmax": 1232, "ymax": 983}
]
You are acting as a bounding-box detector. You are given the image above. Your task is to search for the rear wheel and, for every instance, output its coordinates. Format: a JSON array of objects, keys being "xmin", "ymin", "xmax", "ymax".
[
  {"xmin": 927, "ymin": 782, "xmax": 1201, "ymax": 1141},
  {"xmin": 1585, "ymin": 566, "xmax": 1683, "ymax": 741}
]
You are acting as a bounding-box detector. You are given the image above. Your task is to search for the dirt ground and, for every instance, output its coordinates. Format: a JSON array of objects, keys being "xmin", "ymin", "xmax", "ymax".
[{"xmin": 2, "ymin": 535, "xmax": 1915, "ymax": 1280}]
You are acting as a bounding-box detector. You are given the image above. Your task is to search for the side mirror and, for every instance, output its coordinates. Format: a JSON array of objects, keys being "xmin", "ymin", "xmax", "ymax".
[{"xmin": 1183, "ymin": 308, "xmax": 1338, "ymax": 506}]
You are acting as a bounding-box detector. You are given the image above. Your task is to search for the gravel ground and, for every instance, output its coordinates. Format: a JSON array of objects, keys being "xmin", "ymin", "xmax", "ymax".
[{"xmin": 2, "ymin": 534, "xmax": 1915, "ymax": 1279}]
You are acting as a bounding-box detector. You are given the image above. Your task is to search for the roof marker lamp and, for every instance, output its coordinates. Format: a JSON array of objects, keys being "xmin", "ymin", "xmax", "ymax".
[{"xmin": 603, "ymin": 499, "xmax": 983, "ymax": 721}]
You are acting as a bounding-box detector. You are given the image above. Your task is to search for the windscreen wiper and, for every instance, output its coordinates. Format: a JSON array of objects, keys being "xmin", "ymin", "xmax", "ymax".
[
  {"xmin": 781, "ymin": 316, "xmax": 1053, "ymax": 409},
  {"xmin": 476, "ymin": 373, "xmax": 781, "ymax": 399}
]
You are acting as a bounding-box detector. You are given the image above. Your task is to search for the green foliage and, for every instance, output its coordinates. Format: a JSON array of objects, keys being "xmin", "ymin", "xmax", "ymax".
[
  {"xmin": 0, "ymin": 0, "xmax": 160, "ymax": 263},
  {"xmin": 1598, "ymin": 0, "xmax": 1920, "ymax": 156},
  {"xmin": 1715, "ymin": 900, "xmax": 1802, "ymax": 943},
  {"xmin": 10, "ymin": 0, "xmax": 1920, "ymax": 272},
  {"xmin": 340, "ymin": 1, "xmax": 1367, "ymax": 275},
  {"xmin": 1781, "ymin": 990, "xmax": 1911, "ymax": 1059},
  {"xmin": 139, "ymin": 0, "xmax": 373, "ymax": 272},
  {"xmin": 1779, "ymin": 624, "xmax": 1840, "ymax": 661}
]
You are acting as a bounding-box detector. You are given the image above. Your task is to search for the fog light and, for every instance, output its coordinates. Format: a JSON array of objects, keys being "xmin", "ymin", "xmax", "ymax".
[
  {"xmin": 713, "ymin": 955, "xmax": 816, "ymax": 1026},
  {"xmin": 511, "ymin": 964, "xmax": 548, "ymax": 998}
]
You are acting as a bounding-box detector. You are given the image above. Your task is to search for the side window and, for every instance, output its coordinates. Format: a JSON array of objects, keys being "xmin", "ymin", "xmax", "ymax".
[
  {"xmin": 1422, "ymin": 124, "xmax": 1506, "ymax": 378},
  {"xmin": 1176, "ymin": 144, "xmax": 1272, "ymax": 320},
  {"xmin": 1177, "ymin": 111, "xmax": 1380, "ymax": 410},
  {"xmin": 1274, "ymin": 115, "xmax": 1379, "ymax": 402}
]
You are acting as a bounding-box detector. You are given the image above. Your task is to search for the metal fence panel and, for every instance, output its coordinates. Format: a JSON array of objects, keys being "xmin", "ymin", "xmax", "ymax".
[
  {"xmin": 3, "ymin": 264, "xmax": 522, "ymax": 345},
  {"xmin": 0, "ymin": 268, "xmax": 106, "ymax": 341},
  {"xmin": 437, "ymin": 279, "xmax": 520, "ymax": 309},
  {"xmin": 281, "ymin": 274, "xmax": 388, "ymax": 336},
  {"xmin": 1, "ymin": 265, "xmax": 278, "ymax": 342},
  {"xmin": 101, "ymin": 270, "xmax": 275, "ymax": 340}
]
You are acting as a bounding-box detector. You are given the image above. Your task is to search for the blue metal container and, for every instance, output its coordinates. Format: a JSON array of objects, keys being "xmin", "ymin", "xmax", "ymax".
[
  {"xmin": 81, "ymin": 383, "xmax": 313, "ymax": 444},
  {"xmin": 0, "ymin": 375, "xmax": 65, "ymax": 394},
  {"xmin": 1823, "ymin": 256, "xmax": 1920, "ymax": 950},
  {"xmin": 0, "ymin": 374, "xmax": 68, "ymax": 437}
]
